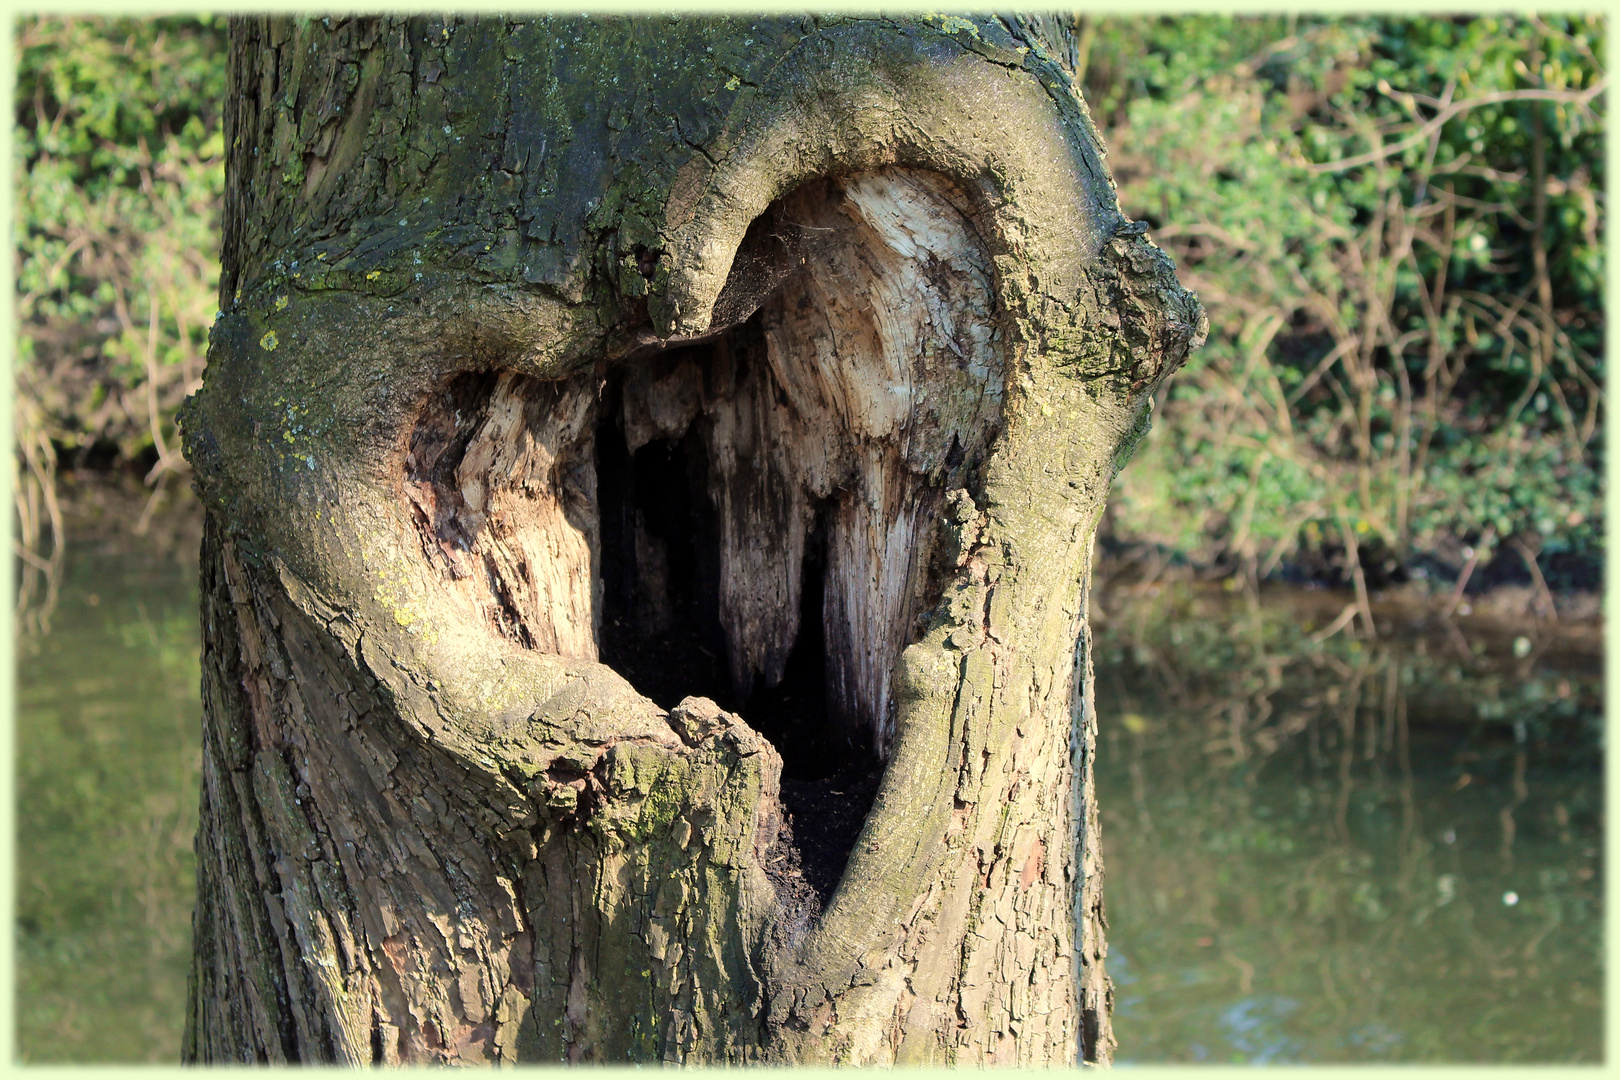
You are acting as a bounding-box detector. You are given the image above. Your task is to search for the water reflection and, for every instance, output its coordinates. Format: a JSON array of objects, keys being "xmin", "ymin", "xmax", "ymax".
[
  {"xmin": 15, "ymin": 491, "xmax": 203, "ymax": 1063},
  {"xmin": 12, "ymin": 489, "xmax": 1602, "ymax": 1062},
  {"xmin": 1094, "ymin": 582, "xmax": 1603, "ymax": 1063}
]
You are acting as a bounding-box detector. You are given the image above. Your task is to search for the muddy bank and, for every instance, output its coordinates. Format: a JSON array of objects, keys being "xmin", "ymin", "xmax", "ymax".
[{"xmin": 1094, "ymin": 548, "xmax": 1602, "ymax": 642}]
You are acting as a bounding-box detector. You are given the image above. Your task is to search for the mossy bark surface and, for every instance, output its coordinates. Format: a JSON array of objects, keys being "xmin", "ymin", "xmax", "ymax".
[{"xmin": 181, "ymin": 13, "xmax": 1204, "ymax": 1065}]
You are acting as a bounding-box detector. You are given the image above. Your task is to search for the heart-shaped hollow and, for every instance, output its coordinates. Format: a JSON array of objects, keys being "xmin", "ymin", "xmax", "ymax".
[{"xmin": 402, "ymin": 168, "xmax": 1005, "ymax": 907}]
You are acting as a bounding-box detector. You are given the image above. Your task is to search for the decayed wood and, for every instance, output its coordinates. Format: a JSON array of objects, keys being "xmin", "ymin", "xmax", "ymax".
[
  {"xmin": 405, "ymin": 371, "xmax": 602, "ymax": 658},
  {"xmin": 183, "ymin": 13, "xmax": 1206, "ymax": 1066},
  {"xmin": 630, "ymin": 170, "xmax": 1003, "ymax": 755},
  {"xmin": 396, "ymin": 170, "xmax": 1000, "ymax": 760}
]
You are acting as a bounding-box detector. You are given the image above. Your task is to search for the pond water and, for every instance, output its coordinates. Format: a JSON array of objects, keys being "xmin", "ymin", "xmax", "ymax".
[
  {"xmin": 15, "ymin": 495, "xmax": 202, "ymax": 1063},
  {"xmin": 13, "ymin": 497, "xmax": 1604, "ymax": 1062},
  {"xmin": 1093, "ymin": 582, "xmax": 1604, "ymax": 1063}
]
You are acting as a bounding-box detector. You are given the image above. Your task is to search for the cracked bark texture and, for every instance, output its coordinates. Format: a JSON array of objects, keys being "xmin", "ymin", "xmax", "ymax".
[{"xmin": 181, "ymin": 13, "xmax": 1204, "ymax": 1065}]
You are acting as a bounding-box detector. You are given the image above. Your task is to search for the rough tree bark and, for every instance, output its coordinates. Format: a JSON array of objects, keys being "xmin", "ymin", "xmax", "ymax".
[{"xmin": 180, "ymin": 13, "xmax": 1203, "ymax": 1065}]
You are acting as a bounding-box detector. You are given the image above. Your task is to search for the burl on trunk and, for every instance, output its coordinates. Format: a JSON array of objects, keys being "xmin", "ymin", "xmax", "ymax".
[{"xmin": 180, "ymin": 14, "xmax": 1203, "ymax": 1066}]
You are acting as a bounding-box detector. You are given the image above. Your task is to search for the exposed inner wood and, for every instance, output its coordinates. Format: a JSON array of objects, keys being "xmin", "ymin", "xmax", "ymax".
[
  {"xmin": 404, "ymin": 166, "xmax": 1004, "ymax": 815},
  {"xmin": 405, "ymin": 369, "xmax": 601, "ymax": 658}
]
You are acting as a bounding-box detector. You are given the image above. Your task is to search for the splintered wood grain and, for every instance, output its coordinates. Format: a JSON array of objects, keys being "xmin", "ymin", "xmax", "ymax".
[
  {"xmin": 624, "ymin": 170, "xmax": 1004, "ymax": 755},
  {"xmin": 404, "ymin": 170, "xmax": 1003, "ymax": 762},
  {"xmin": 405, "ymin": 371, "xmax": 601, "ymax": 658}
]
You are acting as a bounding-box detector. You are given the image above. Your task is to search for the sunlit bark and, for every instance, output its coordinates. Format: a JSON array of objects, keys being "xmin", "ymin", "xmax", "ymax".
[{"xmin": 182, "ymin": 13, "xmax": 1202, "ymax": 1064}]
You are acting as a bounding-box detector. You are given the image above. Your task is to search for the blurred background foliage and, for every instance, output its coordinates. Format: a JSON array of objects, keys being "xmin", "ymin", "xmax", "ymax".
[
  {"xmin": 11, "ymin": 14, "xmax": 1606, "ymax": 618},
  {"xmin": 14, "ymin": 15, "xmax": 226, "ymax": 631},
  {"xmin": 1077, "ymin": 14, "xmax": 1604, "ymax": 602}
]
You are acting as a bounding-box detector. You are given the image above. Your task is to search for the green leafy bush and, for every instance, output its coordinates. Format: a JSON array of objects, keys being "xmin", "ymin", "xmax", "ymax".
[
  {"xmin": 1083, "ymin": 15, "xmax": 1604, "ymax": 591},
  {"xmin": 14, "ymin": 15, "xmax": 225, "ymax": 627},
  {"xmin": 12, "ymin": 15, "xmax": 1604, "ymax": 602}
]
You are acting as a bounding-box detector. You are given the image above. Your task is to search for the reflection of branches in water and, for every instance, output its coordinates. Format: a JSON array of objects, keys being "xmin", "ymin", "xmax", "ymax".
[
  {"xmin": 1093, "ymin": 580, "xmax": 1602, "ymax": 1060},
  {"xmin": 1333, "ymin": 685, "xmax": 1357, "ymax": 845},
  {"xmin": 1499, "ymin": 745, "xmax": 1528, "ymax": 874},
  {"xmin": 14, "ymin": 385, "xmax": 65, "ymax": 638}
]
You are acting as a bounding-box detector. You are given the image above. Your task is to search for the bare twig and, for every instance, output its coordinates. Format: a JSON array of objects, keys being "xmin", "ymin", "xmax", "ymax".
[
  {"xmin": 1441, "ymin": 525, "xmax": 1496, "ymax": 620},
  {"xmin": 1510, "ymin": 536, "xmax": 1559, "ymax": 623},
  {"xmin": 1334, "ymin": 507, "xmax": 1378, "ymax": 639},
  {"xmin": 1310, "ymin": 601, "xmax": 1360, "ymax": 644},
  {"xmin": 1307, "ymin": 81, "xmax": 1607, "ymax": 175}
]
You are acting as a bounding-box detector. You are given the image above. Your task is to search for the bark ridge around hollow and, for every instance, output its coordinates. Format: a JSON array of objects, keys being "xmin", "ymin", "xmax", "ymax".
[{"xmin": 181, "ymin": 13, "xmax": 1204, "ymax": 1065}]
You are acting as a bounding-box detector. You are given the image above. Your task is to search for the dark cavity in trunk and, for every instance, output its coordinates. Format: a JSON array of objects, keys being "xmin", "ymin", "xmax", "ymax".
[
  {"xmin": 405, "ymin": 172, "xmax": 1006, "ymax": 909},
  {"xmin": 595, "ymin": 362, "xmax": 883, "ymax": 904}
]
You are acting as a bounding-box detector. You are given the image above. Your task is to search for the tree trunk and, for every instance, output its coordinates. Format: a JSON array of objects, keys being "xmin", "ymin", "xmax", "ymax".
[{"xmin": 180, "ymin": 13, "xmax": 1203, "ymax": 1065}]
